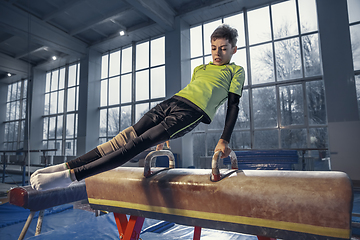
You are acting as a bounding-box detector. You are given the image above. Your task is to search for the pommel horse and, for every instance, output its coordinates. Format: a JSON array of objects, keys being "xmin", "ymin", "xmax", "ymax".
[
  {"xmin": 7, "ymin": 150, "xmax": 353, "ymax": 240},
  {"xmin": 86, "ymin": 150, "xmax": 353, "ymax": 240}
]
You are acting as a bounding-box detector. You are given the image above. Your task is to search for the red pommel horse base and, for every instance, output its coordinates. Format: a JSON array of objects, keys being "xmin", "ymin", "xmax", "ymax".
[{"xmin": 85, "ymin": 150, "xmax": 353, "ymax": 240}]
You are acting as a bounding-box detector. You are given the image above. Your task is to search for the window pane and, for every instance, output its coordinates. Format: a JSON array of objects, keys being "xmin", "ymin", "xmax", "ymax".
[
  {"xmin": 275, "ymin": 37, "xmax": 302, "ymax": 80},
  {"xmin": 49, "ymin": 116, "xmax": 56, "ymax": 139},
  {"xmin": 248, "ymin": 7, "xmax": 271, "ymax": 45},
  {"xmin": 50, "ymin": 92, "xmax": 57, "ymax": 114},
  {"xmin": 135, "ymin": 103, "xmax": 149, "ymax": 122},
  {"xmin": 309, "ymin": 127, "xmax": 328, "ymax": 149},
  {"xmin": 347, "ymin": 0, "xmax": 360, "ymax": 24},
  {"xmin": 250, "ymin": 43, "xmax": 274, "ymax": 84},
  {"xmin": 66, "ymin": 114, "xmax": 75, "ymax": 138},
  {"xmin": 20, "ymin": 120, "xmax": 25, "ymax": 142},
  {"xmin": 59, "ymin": 68, "xmax": 65, "ymax": 89},
  {"xmin": 136, "ymin": 42, "xmax": 149, "ymax": 70},
  {"xmin": 100, "ymin": 109, "xmax": 107, "ymax": 137},
  {"xmin": 51, "ymin": 70, "xmax": 58, "ymax": 91},
  {"xmin": 279, "ymin": 84, "xmax": 304, "ymax": 126},
  {"xmin": 121, "ymin": 105, "xmax": 132, "ymax": 130},
  {"xmin": 122, "ymin": 47, "xmax": 132, "ymax": 74},
  {"xmin": 355, "ymin": 75, "xmax": 360, "ymax": 119},
  {"xmin": 44, "ymin": 93, "xmax": 50, "ymax": 115},
  {"xmin": 281, "ymin": 128, "xmax": 307, "ymax": 148},
  {"xmin": 108, "ymin": 107, "xmax": 119, "ymax": 137},
  {"xmin": 272, "ymin": 0, "xmax": 298, "ymax": 39},
  {"xmin": 77, "ymin": 64, "xmax": 80, "ymax": 85},
  {"xmin": 22, "ymin": 99, "xmax": 26, "ymax": 119},
  {"xmin": 193, "ymin": 134, "xmax": 206, "ymax": 167},
  {"xmin": 10, "ymin": 102, "xmax": 15, "ymax": 120},
  {"xmin": 9, "ymin": 122, "xmax": 15, "ymax": 141},
  {"xmin": 350, "ymin": 24, "xmax": 360, "ymax": 71},
  {"xmin": 253, "ymin": 86, "xmax": 277, "ymax": 128},
  {"xmin": 55, "ymin": 141, "xmax": 62, "ymax": 155},
  {"xmin": 75, "ymin": 113, "xmax": 78, "ymax": 138},
  {"xmin": 48, "ymin": 140, "xmax": 55, "ymax": 152},
  {"xmin": 204, "ymin": 19, "xmax": 222, "ymax": 55},
  {"xmin": 151, "ymin": 66, "xmax": 165, "ymax": 99},
  {"xmin": 14, "ymin": 101, "xmax": 19, "ymax": 119},
  {"xmin": 151, "ymin": 37, "xmax": 165, "ymax": 66},
  {"xmin": 6, "ymin": 84, "xmax": 11, "ymax": 102},
  {"xmin": 306, "ymin": 81, "xmax": 327, "ymax": 125},
  {"xmin": 45, "ymin": 73, "xmax": 51, "ymax": 93},
  {"xmin": 136, "ymin": 70, "xmax": 149, "ymax": 101},
  {"xmin": 17, "ymin": 82, "xmax": 21, "ymax": 99},
  {"xmin": 11, "ymin": 83, "xmax": 17, "ymax": 101},
  {"xmin": 65, "ymin": 140, "xmax": 74, "ymax": 156},
  {"xmin": 67, "ymin": 87, "xmax": 76, "ymax": 111},
  {"xmin": 298, "ymin": 0, "xmax": 318, "ymax": 33},
  {"xmin": 254, "ymin": 129, "xmax": 278, "ymax": 149},
  {"xmin": 4, "ymin": 123, "xmax": 9, "ymax": 143},
  {"xmin": 231, "ymin": 48, "xmax": 248, "ymax": 86},
  {"xmin": 68, "ymin": 64, "xmax": 77, "ymax": 87},
  {"xmin": 224, "ymin": 13, "xmax": 245, "ymax": 47},
  {"xmin": 230, "ymin": 131, "xmax": 251, "ymax": 149},
  {"xmin": 208, "ymin": 104, "xmax": 225, "ymax": 130},
  {"xmin": 23, "ymin": 80, "xmax": 28, "ymax": 99},
  {"xmin": 109, "ymin": 50, "xmax": 120, "ymax": 77},
  {"xmin": 109, "ymin": 76, "xmax": 120, "ymax": 105},
  {"xmin": 58, "ymin": 90, "xmax": 64, "ymax": 113},
  {"xmin": 235, "ymin": 89, "xmax": 250, "ymax": 129},
  {"xmin": 302, "ymin": 34, "xmax": 322, "ymax": 77},
  {"xmin": 120, "ymin": 74, "xmax": 131, "ymax": 103},
  {"xmin": 57, "ymin": 115, "xmax": 63, "ymax": 139},
  {"xmin": 191, "ymin": 25, "xmax": 203, "ymax": 58},
  {"xmin": 43, "ymin": 117, "xmax": 48, "ymax": 140},
  {"xmin": 101, "ymin": 54, "xmax": 109, "ymax": 79},
  {"xmin": 100, "ymin": 80, "xmax": 107, "ymax": 107}
]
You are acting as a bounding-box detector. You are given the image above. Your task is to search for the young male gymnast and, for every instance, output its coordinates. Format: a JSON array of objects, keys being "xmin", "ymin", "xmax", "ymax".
[{"xmin": 30, "ymin": 24, "xmax": 245, "ymax": 191}]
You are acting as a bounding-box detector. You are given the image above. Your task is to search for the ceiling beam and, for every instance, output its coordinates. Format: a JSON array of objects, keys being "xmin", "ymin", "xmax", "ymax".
[
  {"xmin": 123, "ymin": 0, "xmax": 175, "ymax": 31},
  {"xmin": 0, "ymin": 33, "xmax": 15, "ymax": 44},
  {"xmin": 0, "ymin": 52, "xmax": 30, "ymax": 78},
  {"xmin": 69, "ymin": 7, "xmax": 131, "ymax": 36},
  {"xmin": 0, "ymin": 1, "xmax": 87, "ymax": 58},
  {"xmin": 90, "ymin": 21, "xmax": 155, "ymax": 49},
  {"xmin": 15, "ymin": 46, "xmax": 47, "ymax": 59},
  {"xmin": 43, "ymin": 0, "xmax": 88, "ymax": 21}
]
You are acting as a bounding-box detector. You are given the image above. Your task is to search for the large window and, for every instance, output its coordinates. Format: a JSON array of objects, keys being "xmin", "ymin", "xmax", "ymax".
[
  {"xmin": 99, "ymin": 36, "xmax": 165, "ymax": 144},
  {"xmin": 3, "ymin": 80, "xmax": 28, "ymax": 150},
  {"xmin": 43, "ymin": 63, "xmax": 80, "ymax": 156},
  {"xmin": 191, "ymin": 0, "xmax": 327, "ymax": 165},
  {"xmin": 348, "ymin": 0, "xmax": 360, "ymax": 118}
]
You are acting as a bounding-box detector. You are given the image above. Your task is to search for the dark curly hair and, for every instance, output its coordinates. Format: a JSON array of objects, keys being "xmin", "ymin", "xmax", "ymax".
[{"xmin": 210, "ymin": 24, "xmax": 238, "ymax": 47}]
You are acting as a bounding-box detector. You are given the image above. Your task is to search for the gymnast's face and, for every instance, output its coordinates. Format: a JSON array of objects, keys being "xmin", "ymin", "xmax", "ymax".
[{"xmin": 211, "ymin": 38, "xmax": 237, "ymax": 66}]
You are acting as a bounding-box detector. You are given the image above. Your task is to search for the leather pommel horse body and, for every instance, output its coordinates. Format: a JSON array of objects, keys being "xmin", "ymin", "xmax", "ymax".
[{"xmin": 86, "ymin": 151, "xmax": 353, "ymax": 240}]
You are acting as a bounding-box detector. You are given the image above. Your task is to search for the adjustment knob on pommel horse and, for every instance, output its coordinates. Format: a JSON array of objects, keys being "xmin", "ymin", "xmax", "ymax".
[{"xmin": 85, "ymin": 150, "xmax": 353, "ymax": 240}]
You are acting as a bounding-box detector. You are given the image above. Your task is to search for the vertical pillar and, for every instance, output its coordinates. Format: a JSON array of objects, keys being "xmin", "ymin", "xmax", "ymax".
[
  {"xmin": 165, "ymin": 16, "xmax": 192, "ymax": 167},
  {"xmin": 317, "ymin": 0, "xmax": 360, "ymax": 181},
  {"xmin": 0, "ymin": 82, "xmax": 7, "ymax": 149},
  {"xmin": 27, "ymin": 68, "xmax": 47, "ymax": 164},
  {"xmin": 77, "ymin": 49, "xmax": 101, "ymax": 155}
]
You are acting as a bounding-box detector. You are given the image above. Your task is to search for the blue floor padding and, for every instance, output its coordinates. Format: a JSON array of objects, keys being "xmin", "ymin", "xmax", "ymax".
[
  {"xmin": 0, "ymin": 203, "xmax": 72, "ymax": 228},
  {"xmin": 0, "ymin": 203, "xmax": 95, "ymax": 240},
  {"xmin": 353, "ymin": 191, "xmax": 360, "ymax": 236}
]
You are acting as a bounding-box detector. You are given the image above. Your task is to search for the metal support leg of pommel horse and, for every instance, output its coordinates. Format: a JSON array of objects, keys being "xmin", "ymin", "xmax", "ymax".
[
  {"xmin": 113, "ymin": 150, "xmax": 203, "ymax": 240},
  {"xmin": 18, "ymin": 209, "xmax": 45, "ymax": 240}
]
